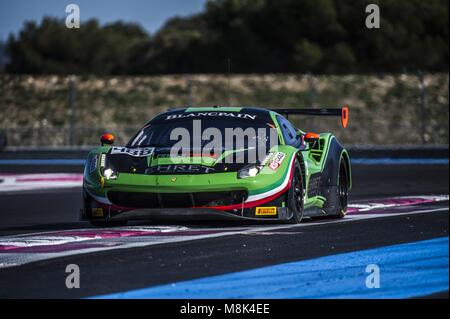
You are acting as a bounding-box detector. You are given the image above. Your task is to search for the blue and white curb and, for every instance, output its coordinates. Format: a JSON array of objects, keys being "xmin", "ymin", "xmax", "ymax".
[{"xmin": 94, "ymin": 237, "xmax": 449, "ymax": 299}]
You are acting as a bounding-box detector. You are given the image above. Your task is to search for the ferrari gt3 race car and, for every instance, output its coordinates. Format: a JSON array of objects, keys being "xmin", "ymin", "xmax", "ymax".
[{"xmin": 82, "ymin": 106, "xmax": 351, "ymax": 226}]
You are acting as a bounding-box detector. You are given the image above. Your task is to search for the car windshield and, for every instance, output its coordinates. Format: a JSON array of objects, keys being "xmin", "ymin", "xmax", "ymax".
[{"xmin": 126, "ymin": 118, "xmax": 278, "ymax": 151}]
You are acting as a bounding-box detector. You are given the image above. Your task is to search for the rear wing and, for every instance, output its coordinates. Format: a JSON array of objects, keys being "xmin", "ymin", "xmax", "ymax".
[{"xmin": 272, "ymin": 105, "xmax": 349, "ymax": 128}]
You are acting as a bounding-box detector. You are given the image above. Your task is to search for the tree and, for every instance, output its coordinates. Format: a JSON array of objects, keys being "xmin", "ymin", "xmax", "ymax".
[
  {"xmin": 5, "ymin": 0, "xmax": 449, "ymax": 74},
  {"xmin": 6, "ymin": 17, "xmax": 148, "ymax": 74}
]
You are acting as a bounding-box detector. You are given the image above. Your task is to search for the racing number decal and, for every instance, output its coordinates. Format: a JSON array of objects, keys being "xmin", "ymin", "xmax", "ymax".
[{"xmin": 111, "ymin": 147, "xmax": 155, "ymax": 157}]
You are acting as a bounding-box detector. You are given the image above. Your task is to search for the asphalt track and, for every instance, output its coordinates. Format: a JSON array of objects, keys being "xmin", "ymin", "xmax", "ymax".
[{"xmin": 0, "ymin": 162, "xmax": 448, "ymax": 298}]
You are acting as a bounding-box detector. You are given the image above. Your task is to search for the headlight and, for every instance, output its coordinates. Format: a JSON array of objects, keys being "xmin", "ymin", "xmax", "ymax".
[
  {"xmin": 99, "ymin": 154, "xmax": 118, "ymax": 180},
  {"xmin": 237, "ymin": 153, "xmax": 273, "ymax": 179},
  {"xmin": 238, "ymin": 165, "xmax": 260, "ymax": 179},
  {"xmin": 103, "ymin": 167, "xmax": 118, "ymax": 180}
]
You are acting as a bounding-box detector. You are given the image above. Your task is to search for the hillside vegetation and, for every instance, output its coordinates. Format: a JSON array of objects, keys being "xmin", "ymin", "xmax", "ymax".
[
  {"xmin": 0, "ymin": 74, "xmax": 448, "ymax": 146},
  {"xmin": 4, "ymin": 0, "xmax": 449, "ymax": 74}
]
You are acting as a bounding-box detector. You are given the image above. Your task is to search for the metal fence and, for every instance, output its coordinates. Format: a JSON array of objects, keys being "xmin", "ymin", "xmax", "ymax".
[
  {"xmin": 0, "ymin": 122, "xmax": 437, "ymax": 148},
  {"xmin": 1, "ymin": 126, "xmax": 136, "ymax": 147}
]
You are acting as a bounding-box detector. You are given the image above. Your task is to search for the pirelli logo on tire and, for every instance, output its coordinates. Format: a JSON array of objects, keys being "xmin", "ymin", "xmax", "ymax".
[{"xmin": 255, "ymin": 206, "xmax": 277, "ymax": 216}]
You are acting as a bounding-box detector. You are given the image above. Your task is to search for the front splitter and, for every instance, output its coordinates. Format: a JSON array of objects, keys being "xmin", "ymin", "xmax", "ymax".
[{"xmin": 105, "ymin": 207, "xmax": 291, "ymax": 222}]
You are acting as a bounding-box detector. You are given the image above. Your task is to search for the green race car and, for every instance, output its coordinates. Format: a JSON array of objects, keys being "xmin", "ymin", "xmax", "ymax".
[{"xmin": 82, "ymin": 106, "xmax": 351, "ymax": 226}]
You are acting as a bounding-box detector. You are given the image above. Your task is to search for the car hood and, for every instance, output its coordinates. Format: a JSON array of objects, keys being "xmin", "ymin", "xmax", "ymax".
[{"xmin": 104, "ymin": 146, "xmax": 265, "ymax": 175}]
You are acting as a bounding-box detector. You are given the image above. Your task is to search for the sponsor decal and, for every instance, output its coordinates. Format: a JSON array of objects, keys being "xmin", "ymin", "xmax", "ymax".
[
  {"xmin": 92, "ymin": 208, "xmax": 104, "ymax": 217},
  {"xmin": 110, "ymin": 147, "xmax": 155, "ymax": 157},
  {"xmin": 307, "ymin": 174, "xmax": 321, "ymax": 197},
  {"xmin": 261, "ymin": 152, "xmax": 273, "ymax": 166},
  {"xmin": 89, "ymin": 155, "xmax": 98, "ymax": 173},
  {"xmin": 255, "ymin": 206, "xmax": 277, "ymax": 216},
  {"xmin": 269, "ymin": 152, "xmax": 286, "ymax": 170},
  {"xmin": 165, "ymin": 112, "xmax": 257, "ymax": 120},
  {"xmin": 146, "ymin": 165, "xmax": 215, "ymax": 174},
  {"xmin": 100, "ymin": 153, "xmax": 106, "ymax": 167}
]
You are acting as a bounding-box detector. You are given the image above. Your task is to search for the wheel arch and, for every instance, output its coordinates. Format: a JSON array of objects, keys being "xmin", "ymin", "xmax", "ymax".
[
  {"xmin": 296, "ymin": 151, "xmax": 307, "ymax": 191},
  {"xmin": 319, "ymin": 136, "xmax": 350, "ymax": 215},
  {"xmin": 340, "ymin": 149, "xmax": 352, "ymax": 190}
]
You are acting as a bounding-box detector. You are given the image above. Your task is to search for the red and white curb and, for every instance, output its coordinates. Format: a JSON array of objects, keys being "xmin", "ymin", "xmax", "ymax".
[
  {"xmin": 0, "ymin": 174, "xmax": 83, "ymax": 192},
  {"xmin": 0, "ymin": 195, "xmax": 448, "ymax": 269}
]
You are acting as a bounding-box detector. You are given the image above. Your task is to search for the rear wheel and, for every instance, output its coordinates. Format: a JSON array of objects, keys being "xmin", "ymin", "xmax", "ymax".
[
  {"xmin": 286, "ymin": 161, "xmax": 304, "ymax": 224},
  {"xmin": 336, "ymin": 160, "xmax": 349, "ymax": 218},
  {"xmin": 317, "ymin": 157, "xmax": 349, "ymax": 219}
]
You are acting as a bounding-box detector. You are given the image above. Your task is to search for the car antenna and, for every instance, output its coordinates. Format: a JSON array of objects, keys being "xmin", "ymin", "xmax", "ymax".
[{"xmin": 227, "ymin": 57, "xmax": 231, "ymax": 106}]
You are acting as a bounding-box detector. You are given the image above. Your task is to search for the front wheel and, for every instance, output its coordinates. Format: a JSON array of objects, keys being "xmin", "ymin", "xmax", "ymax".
[{"xmin": 286, "ymin": 160, "xmax": 304, "ymax": 224}]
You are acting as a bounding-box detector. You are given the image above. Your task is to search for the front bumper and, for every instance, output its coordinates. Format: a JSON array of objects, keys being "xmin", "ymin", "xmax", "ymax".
[
  {"xmin": 82, "ymin": 153, "xmax": 296, "ymax": 222},
  {"xmin": 82, "ymin": 187, "xmax": 290, "ymax": 222}
]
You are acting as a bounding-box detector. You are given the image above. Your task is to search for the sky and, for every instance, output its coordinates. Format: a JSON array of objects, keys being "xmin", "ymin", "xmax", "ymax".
[{"xmin": 0, "ymin": 0, "xmax": 207, "ymax": 41}]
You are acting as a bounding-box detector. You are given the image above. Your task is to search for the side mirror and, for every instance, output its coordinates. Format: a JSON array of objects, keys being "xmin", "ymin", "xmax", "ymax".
[
  {"xmin": 101, "ymin": 133, "xmax": 115, "ymax": 146},
  {"xmin": 304, "ymin": 132, "xmax": 320, "ymax": 143}
]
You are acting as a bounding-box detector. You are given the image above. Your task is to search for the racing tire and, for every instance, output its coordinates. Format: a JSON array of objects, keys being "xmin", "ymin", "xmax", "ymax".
[
  {"xmin": 90, "ymin": 220, "xmax": 128, "ymax": 227},
  {"xmin": 286, "ymin": 160, "xmax": 304, "ymax": 224},
  {"xmin": 83, "ymin": 190, "xmax": 128, "ymax": 227},
  {"xmin": 315, "ymin": 157, "xmax": 349, "ymax": 219},
  {"xmin": 335, "ymin": 159, "xmax": 349, "ymax": 218}
]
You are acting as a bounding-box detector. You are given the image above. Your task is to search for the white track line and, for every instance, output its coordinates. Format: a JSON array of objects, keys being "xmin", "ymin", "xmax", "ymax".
[{"xmin": 0, "ymin": 174, "xmax": 83, "ymax": 193}]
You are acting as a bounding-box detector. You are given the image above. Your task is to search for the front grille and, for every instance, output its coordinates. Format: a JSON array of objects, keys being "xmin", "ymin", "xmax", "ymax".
[{"xmin": 107, "ymin": 190, "xmax": 247, "ymax": 209}]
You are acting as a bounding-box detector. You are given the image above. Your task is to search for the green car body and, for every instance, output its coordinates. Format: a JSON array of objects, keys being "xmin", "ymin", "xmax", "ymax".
[{"xmin": 82, "ymin": 106, "xmax": 351, "ymax": 225}]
